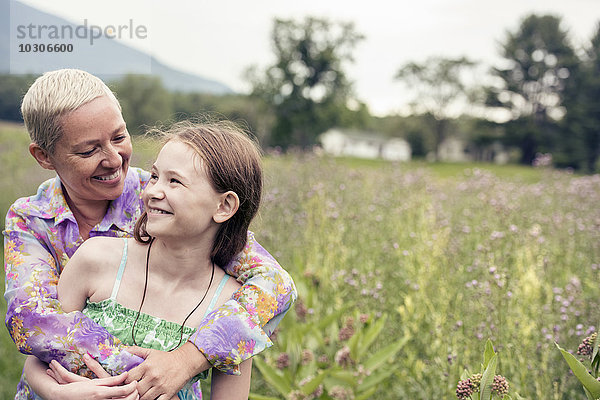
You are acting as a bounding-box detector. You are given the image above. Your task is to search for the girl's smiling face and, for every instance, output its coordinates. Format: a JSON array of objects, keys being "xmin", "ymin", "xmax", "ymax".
[{"xmin": 143, "ymin": 140, "xmax": 223, "ymax": 240}]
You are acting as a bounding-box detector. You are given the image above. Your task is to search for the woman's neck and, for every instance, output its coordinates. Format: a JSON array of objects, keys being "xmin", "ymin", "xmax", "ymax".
[{"xmin": 63, "ymin": 190, "xmax": 110, "ymax": 240}]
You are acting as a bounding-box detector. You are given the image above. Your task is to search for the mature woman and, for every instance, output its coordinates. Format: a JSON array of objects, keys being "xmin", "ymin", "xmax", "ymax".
[{"xmin": 4, "ymin": 69, "xmax": 296, "ymax": 400}]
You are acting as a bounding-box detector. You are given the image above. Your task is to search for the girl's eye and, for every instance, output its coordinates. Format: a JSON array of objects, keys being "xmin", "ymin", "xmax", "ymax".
[
  {"xmin": 150, "ymin": 173, "xmax": 158, "ymax": 180},
  {"xmin": 170, "ymin": 178, "xmax": 182, "ymax": 184}
]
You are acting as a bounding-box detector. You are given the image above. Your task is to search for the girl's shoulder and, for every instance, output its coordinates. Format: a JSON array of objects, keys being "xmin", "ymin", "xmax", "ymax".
[
  {"xmin": 70, "ymin": 237, "xmax": 128, "ymax": 271},
  {"xmin": 79, "ymin": 236, "xmax": 127, "ymax": 255},
  {"xmin": 213, "ymin": 269, "xmax": 242, "ymax": 307}
]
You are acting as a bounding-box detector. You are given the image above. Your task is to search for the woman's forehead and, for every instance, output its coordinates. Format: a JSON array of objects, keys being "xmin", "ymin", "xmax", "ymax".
[{"xmin": 58, "ymin": 96, "xmax": 125, "ymax": 147}]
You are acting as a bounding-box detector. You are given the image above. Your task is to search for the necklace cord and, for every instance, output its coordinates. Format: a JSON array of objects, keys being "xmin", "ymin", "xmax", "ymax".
[
  {"xmin": 131, "ymin": 237, "xmax": 216, "ymax": 351},
  {"xmin": 131, "ymin": 237, "xmax": 153, "ymax": 346}
]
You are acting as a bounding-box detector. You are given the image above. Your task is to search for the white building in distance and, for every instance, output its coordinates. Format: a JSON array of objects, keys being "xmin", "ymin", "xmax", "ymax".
[{"xmin": 319, "ymin": 128, "xmax": 411, "ymax": 162}]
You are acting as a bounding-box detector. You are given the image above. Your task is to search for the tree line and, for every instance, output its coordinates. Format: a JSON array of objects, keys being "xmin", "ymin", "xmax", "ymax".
[{"xmin": 1, "ymin": 14, "xmax": 599, "ymax": 171}]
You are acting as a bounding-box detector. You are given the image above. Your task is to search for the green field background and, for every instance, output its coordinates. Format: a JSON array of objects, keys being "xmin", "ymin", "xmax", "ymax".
[{"xmin": 1, "ymin": 122, "xmax": 599, "ymax": 399}]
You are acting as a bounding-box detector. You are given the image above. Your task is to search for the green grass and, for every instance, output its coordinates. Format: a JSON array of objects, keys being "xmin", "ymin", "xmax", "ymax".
[
  {"xmin": 314, "ymin": 155, "xmax": 546, "ymax": 183},
  {"xmin": 1, "ymin": 123, "xmax": 599, "ymax": 398}
]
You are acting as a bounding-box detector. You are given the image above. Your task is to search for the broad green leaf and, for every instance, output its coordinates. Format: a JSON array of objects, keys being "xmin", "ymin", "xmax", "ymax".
[
  {"xmin": 252, "ymin": 357, "xmax": 292, "ymax": 395},
  {"xmin": 363, "ymin": 335, "xmax": 409, "ymax": 372},
  {"xmin": 357, "ymin": 368, "xmax": 395, "ymax": 391},
  {"xmin": 460, "ymin": 369, "xmax": 471, "ymax": 381},
  {"xmin": 315, "ymin": 306, "xmax": 350, "ymax": 331},
  {"xmin": 248, "ymin": 394, "xmax": 281, "ymax": 400},
  {"xmin": 355, "ymin": 386, "xmax": 378, "ymax": 400},
  {"xmin": 300, "ymin": 370, "xmax": 328, "ymax": 396},
  {"xmin": 355, "ymin": 314, "xmax": 387, "ymax": 360},
  {"xmin": 348, "ymin": 326, "xmax": 362, "ymax": 360},
  {"xmin": 308, "ymin": 326, "xmax": 328, "ymax": 347},
  {"xmin": 593, "ymin": 322, "xmax": 600, "ymax": 363},
  {"xmin": 327, "ymin": 369, "xmax": 357, "ymax": 385},
  {"xmin": 556, "ymin": 343, "xmax": 600, "ymax": 398},
  {"xmin": 479, "ymin": 354, "xmax": 497, "ymax": 400},
  {"xmin": 483, "ymin": 339, "xmax": 495, "ymax": 369},
  {"xmin": 583, "ymin": 386, "xmax": 595, "ymax": 400},
  {"xmin": 592, "ymin": 327, "xmax": 600, "ymax": 376}
]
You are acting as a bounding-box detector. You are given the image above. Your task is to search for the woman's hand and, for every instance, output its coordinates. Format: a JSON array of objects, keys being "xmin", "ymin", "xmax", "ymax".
[
  {"xmin": 48, "ymin": 354, "xmax": 112, "ymax": 383},
  {"xmin": 46, "ymin": 359, "xmax": 138, "ymax": 400},
  {"xmin": 125, "ymin": 342, "xmax": 210, "ymax": 400}
]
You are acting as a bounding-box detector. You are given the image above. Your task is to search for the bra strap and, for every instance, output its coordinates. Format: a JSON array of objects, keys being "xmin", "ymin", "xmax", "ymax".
[
  {"xmin": 202, "ymin": 275, "xmax": 230, "ymax": 319},
  {"xmin": 110, "ymin": 238, "xmax": 129, "ymax": 301}
]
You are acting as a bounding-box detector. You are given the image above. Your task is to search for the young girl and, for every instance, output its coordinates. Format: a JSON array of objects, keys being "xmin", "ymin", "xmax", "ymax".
[{"xmin": 23, "ymin": 120, "xmax": 262, "ymax": 399}]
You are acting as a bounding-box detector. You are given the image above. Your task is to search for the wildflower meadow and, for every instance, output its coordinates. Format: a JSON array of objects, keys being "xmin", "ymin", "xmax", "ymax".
[{"xmin": 1, "ymin": 123, "xmax": 600, "ymax": 399}]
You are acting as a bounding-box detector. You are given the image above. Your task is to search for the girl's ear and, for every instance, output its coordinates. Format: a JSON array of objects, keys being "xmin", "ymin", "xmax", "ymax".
[
  {"xmin": 213, "ymin": 191, "xmax": 240, "ymax": 223},
  {"xmin": 29, "ymin": 143, "xmax": 56, "ymax": 170}
]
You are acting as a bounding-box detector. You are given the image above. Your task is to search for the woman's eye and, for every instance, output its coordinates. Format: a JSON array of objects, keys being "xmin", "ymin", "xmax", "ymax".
[
  {"xmin": 77, "ymin": 149, "xmax": 95, "ymax": 157},
  {"xmin": 113, "ymin": 135, "xmax": 126, "ymax": 142}
]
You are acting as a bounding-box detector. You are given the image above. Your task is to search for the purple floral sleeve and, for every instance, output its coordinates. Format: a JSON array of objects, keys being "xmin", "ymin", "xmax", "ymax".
[
  {"xmin": 189, "ymin": 231, "xmax": 297, "ymax": 374},
  {"xmin": 4, "ymin": 208, "xmax": 143, "ymax": 376},
  {"xmin": 4, "ymin": 168, "xmax": 296, "ymax": 380}
]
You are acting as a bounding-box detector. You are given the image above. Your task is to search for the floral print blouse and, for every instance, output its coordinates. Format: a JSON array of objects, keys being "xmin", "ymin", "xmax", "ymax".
[{"xmin": 3, "ymin": 167, "xmax": 296, "ymax": 379}]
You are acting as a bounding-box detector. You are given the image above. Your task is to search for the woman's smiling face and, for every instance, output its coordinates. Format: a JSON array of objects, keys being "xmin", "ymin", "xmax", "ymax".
[{"xmin": 46, "ymin": 95, "xmax": 132, "ymax": 205}]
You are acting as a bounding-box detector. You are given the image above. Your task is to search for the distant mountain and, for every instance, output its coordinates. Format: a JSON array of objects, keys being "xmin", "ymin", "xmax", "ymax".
[{"xmin": 0, "ymin": 0, "xmax": 233, "ymax": 94}]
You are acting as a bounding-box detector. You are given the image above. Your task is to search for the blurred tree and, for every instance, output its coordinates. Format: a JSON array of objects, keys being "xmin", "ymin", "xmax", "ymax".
[
  {"xmin": 486, "ymin": 14, "xmax": 578, "ymax": 165},
  {"xmin": 246, "ymin": 17, "xmax": 364, "ymax": 148},
  {"xmin": 368, "ymin": 114, "xmax": 436, "ymax": 158},
  {"xmin": 0, "ymin": 74, "xmax": 36, "ymax": 121},
  {"xmin": 558, "ymin": 23, "xmax": 600, "ymax": 172},
  {"xmin": 110, "ymin": 75, "xmax": 173, "ymax": 134},
  {"xmin": 172, "ymin": 92, "xmax": 276, "ymax": 145},
  {"xmin": 395, "ymin": 56, "xmax": 477, "ymax": 160}
]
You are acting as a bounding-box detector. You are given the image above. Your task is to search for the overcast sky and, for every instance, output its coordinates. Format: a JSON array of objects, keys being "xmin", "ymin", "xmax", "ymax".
[{"xmin": 18, "ymin": 0, "xmax": 600, "ymax": 116}]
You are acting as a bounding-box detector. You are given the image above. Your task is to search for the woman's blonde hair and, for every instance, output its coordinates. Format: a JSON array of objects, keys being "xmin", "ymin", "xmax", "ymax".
[
  {"xmin": 134, "ymin": 119, "xmax": 263, "ymax": 267},
  {"xmin": 21, "ymin": 69, "xmax": 120, "ymax": 153}
]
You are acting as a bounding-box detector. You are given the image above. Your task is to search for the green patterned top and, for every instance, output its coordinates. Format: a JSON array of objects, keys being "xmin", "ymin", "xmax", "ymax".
[
  {"xmin": 82, "ymin": 239, "xmax": 231, "ymax": 400},
  {"xmin": 84, "ymin": 299, "xmax": 204, "ymax": 397}
]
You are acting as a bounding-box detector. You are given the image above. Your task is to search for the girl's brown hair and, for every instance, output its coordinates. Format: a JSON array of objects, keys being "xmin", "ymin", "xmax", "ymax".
[{"xmin": 134, "ymin": 119, "xmax": 262, "ymax": 267}]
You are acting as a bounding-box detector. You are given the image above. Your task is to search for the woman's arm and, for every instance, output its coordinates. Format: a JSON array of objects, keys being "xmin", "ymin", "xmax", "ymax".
[
  {"xmin": 210, "ymin": 359, "xmax": 252, "ymax": 400},
  {"xmin": 3, "ymin": 206, "xmax": 143, "ymax": 376},
  {"xmin": 126, "ymin": 231, "xmax": 295, "ymax": 396},
  {"xmin": 23, "ymin": 356, "xmax": 138, "ymax": 400},
  {"xmin": 22, "ymin": 239, "xmax": 139, "ymax": 400},
  {"xmin": 124, "ymin": 233, "xmax": 293, "ymax": 399},
  {"xmin": 190, "ymin": 231, "xmax": 297, "ymax": 373}
]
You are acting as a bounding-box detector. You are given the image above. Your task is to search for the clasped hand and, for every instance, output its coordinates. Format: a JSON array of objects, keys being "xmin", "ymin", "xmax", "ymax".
[
  {"xmin": 45, "ymin": 355, "xmax": 138, "ymax": 400},
  {"xmin": 125, "ymin": 343, "xmax": 206, "ymax": 400}
]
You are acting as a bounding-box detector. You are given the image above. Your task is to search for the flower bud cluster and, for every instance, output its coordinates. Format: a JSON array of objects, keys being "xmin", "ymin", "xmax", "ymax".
[
  {"xmin": 492, "ymin": 375, "xmax": 509, "ymax": 396},
  {"xmin": 456, "ymin": 372, "xmax": 509, "ymax": 398},
  {"xmin": 276, "ymin": 352, "xmax": 290, "ymax": 369},
  {"xmin": 455, "ymin": 378, "xmax": 474, "ymax": 399},
  {"xmin": 334, "ymin": 345, "xmax": 353, "ymax": 368},
  {"xmin": 329, "ymin": 385, "xmax": 354, "ymax": 400},
  {"xmin": 338, "ymin": 317, "xmax": 355, "ymax": 341},
  {"xmin": 578, "ymin": 332, "xmax": 598, "ymax": 357},
  {"xmin": 470, "ymin": 373, "xmax": 482, "ymax": 392}
]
